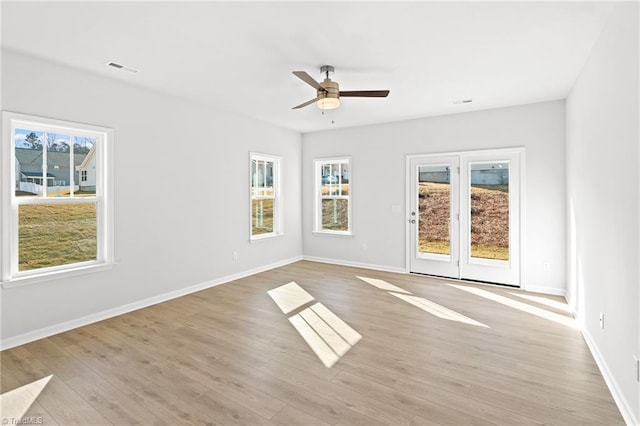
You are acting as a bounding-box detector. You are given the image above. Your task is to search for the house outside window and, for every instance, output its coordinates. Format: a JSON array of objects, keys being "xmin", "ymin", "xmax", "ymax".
[
  {"xmin": 314, "ymin": 157, "xmax": 351, "ymax": 235},
  {"xmin": 250, "ymin": 152, "xmax": 282, "ymax": 240},
  {"xmin": 1, "ymin": 112, "xmax": 114, "ymax": 286}
]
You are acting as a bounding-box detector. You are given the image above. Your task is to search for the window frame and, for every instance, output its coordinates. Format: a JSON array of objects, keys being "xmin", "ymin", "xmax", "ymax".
[
  {"xmin": 1, "ymin": 112, "xmax": 114, "ymax": 287},
  {"xmin": 249, "ymin": 152, "xmax": 282, "ymax": 241},
  {"xmin": 314, "ymin": 157, "xmax": 352, "ymax": 236}
]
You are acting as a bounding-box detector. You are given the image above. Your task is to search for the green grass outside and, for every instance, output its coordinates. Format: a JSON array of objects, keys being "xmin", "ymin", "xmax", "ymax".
[
  {"xmin": 322, "ymin": 198, "xmax": 348, "ymax": 231},
  {"xmin": 470, "ymin": 244, "xmax": 509, "ymax": 260},
  {"xmin": 252, "ymin": 199, "xmax": 274, "ymax": 235},
  {"xmin": 19, "ymin": 203, "xmax": 97, "ymax": 271},
  {"xmin": 419, "ymin": 240, "xmax": 509, "ymax": 260}
]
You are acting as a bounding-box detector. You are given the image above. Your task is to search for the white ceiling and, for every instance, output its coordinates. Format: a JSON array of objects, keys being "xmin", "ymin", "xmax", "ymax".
[{"xmin": 1, "ymin": 1, "xmax": 613, "ymax": 133}]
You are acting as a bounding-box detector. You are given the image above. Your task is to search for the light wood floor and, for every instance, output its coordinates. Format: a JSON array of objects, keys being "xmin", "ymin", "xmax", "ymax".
[{"xmin": 1, "ymin": 261, "xmax": 624, "ymax": 425}]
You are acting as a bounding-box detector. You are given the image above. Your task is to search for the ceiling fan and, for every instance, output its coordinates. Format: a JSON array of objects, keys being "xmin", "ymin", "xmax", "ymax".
[{"xmin": 292, "ymin": 65, "xmax": 389, "ymax": 110}]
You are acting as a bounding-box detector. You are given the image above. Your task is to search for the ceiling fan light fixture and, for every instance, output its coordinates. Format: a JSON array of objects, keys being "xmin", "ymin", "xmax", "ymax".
[{"xmin": 317, "ymin": 96, "xmax": 340, "ymax": 110}]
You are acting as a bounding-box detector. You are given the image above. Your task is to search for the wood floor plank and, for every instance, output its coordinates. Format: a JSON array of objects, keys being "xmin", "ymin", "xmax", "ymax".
[
  {"xmin": 0, "ymin": 362, "xmax": 24, "ymax": 393},
  {"xmin": 330, "ymin": 370, "xmax": 491, "ymax": 425},
  {"xmin": 258, "ymin": 359, "xmax": 407, "ymax": 425},
  {"xmin": 271, "ymin": 405, "xmax": 332, "ymax": 426},
  {"xmin": 467, "ymin": 383, "xmax": 618, "ymax": 425},
  {"xmin": 151, "ymin": 346, "xmax": 288, "ymax": 419},
  {"xmin": 426, "ymin": 348, "xmax": 617, "ymax": 405},
  {"xmin": 0, "ymin": 260, "xmax": 624, "ymax": 425},
  {"xmin": 214, "ymin": 355, "xmax": 370, "ymax": 426},
  {"xmin": 32, "ymin": 375, "xmax": 111, "ymax": 425},
  {"xmin": 65, "ymin": 369, "xmax": 164, "ymax": 425},
  {"xmin": 21, "ymin": 401, "xmax": 60, "ymax": 426},
  {"xmin": 392, "ymin": 376, "xmax": 547, "ymax": 426},
  {"xmin": 187, "ymin": 390, "xmax": 275, "ymax": 426},
  {"xmin": 62, "ymin": 341, "xmax": 202, "ymax": 424}
]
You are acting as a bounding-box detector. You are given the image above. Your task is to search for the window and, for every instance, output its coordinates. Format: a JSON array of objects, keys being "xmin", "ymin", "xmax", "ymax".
[
  {"xmin": 1, "ymin": 112, "xmax": 114, "ymax": 286},
  {"xmin": 250, "ymin": 152, "xmax": 281, "ymax": 240},
  {"xmin": 314, "ymin": 157, "xmax": 351, "ymax": 234}
]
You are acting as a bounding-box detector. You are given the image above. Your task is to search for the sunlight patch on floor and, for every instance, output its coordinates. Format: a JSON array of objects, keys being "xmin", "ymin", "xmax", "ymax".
[
  {"xmin": 308, "ymin": 302, "xmax": 362, "ymax": 345},
  {"xmin": 390, "ymin": 292, "xmax": 489, "ymax": 328},
  {"xmin": 0, "ymin": 375, "xmax": 52, "ymax": 422},
  {"xmin": 508, "ymin": 292, "xmax": 571, "ymax": 313},
  {"xmin": 356, "ymin": 276, "xmax": 411, "ymax": 294},
  {"xmin": 268, "ymin": 281, "xmax": 362, "ymax": 368},
  {"xmin": 356, "ymin": 275, "xmax": 488, "ymax": 328},
  {"xmin": 267, "ymin": 281, "xmax": 315, "ymax": 314},
  {"xmin": 452, "ymin": 285, "xmax": 577, "ymax": 328},
  {"xmin": 289, "ymin": 303, "xmax": 362, "ymax": 368},
  {"xmin": 289, "ymin": 314, "xmax": 340, "ymax": 367}
]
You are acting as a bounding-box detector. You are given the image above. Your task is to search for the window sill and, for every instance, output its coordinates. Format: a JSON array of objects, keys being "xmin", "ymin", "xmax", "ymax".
[
  {"xmin": 312, "ymin": 231, "xmax": 353, "ymax": 238},
  {"xmin": 2, "ymin": 262, "xmax": 114, "ymax": 289},
  {"xmin": 250, "ymin": 233, "xmax": 284, "ymax": 243}
]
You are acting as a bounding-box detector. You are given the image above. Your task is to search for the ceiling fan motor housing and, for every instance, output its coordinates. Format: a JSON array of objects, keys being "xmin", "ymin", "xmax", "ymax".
[
  {"xmin": 319, "ymin": 78, "xmax": 340, "ymax": 100},
  {"xmin": 317, "ymin": 78, "xmax": 340, "ymax": 109}
]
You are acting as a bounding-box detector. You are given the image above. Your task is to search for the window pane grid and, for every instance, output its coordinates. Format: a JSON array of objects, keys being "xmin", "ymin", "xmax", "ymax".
[
  {"xmin": 15, "ymin": 128, "xmax": 96, "ymax": 199},
  {"xmin": 250, "ymin": 153, "xmax": 280, "ymax": 239},
  {"xmin": 5, "ymin": 112, "xmax": 110, "ymax": 281},
  {"xmin": 316, "ymin": 158, "xmax": 350, "ymax": 233}
]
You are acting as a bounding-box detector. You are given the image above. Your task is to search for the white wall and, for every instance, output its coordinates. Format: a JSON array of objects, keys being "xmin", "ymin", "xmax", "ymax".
[
  {"xmin": 302, "ymin": 101, "xmax": 566, "ymax": 294},
  {"xmin": 0, "ymin": 50, "xmax": 302, "ymax": 343},
  {"xmin": 566, "ymin": 3, "xmax": 639, "ymax": 424}
]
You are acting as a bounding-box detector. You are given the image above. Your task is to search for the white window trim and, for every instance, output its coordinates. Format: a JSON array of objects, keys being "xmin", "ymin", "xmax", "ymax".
[
  {"xmin": 313, "ymin": 156, "xmax": 352, "ymax": 236},
  {"xmin": 1, "ymin": 112, "xmax": 114, "ymax": 288},
  {"xmin": 249, "ymin": 152, "xmax": 282, "ymax": 241}
]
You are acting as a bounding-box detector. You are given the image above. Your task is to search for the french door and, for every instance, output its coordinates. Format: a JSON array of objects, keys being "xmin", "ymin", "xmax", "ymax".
[{"xmin": 408, "ymin": 149, "xmax": 522, "ymax": 286}]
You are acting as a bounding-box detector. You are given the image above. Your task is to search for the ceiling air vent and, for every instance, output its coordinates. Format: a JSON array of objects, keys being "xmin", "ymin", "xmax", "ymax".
[
  {"xmin": 106, "ymin": 61, "xmax": 139, "ymax": 74},
  {"xmin": 452, "ymin": 98, "xmax": 473, "ymax": 105}
]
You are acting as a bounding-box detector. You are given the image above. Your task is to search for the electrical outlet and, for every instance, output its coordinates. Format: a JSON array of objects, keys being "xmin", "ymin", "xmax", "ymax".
[
  {"xmin": 599, "ymin": 312, "xmax": 604, "ymax": 329},
  {"xmin": 232, "ymin": 250, "xmax": 238, "ymax": 262},
  {"xmin": 634, "ymin": 355, "xmax": 639, "ymax": 383},
  {"xmin": 361, "ymin": 243, "xmax": 368, "ymax": 251},
  {"xmin": 543, "ymin": 262, "xmax": 551, "ymax": 271}
]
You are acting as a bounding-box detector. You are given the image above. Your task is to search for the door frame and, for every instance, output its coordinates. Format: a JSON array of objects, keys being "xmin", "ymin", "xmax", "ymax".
[
  {"xmin": 405, "ymin": 147, "xmax": 526, "ymax": 287},
  {"xmin": 408, "ymin": 155, "xmax": 460, "ymax": 279}
]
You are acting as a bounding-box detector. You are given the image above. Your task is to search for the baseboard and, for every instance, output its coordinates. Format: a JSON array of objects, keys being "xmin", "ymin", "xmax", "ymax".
[
  {"xmin": 521, "ymin": 284, "xmax": 567, "ymax": 297},
  {"xmin": 302, "ymin": 255, "xmax": 407, "ymax": 274},
  {"xmin": 301, "ymin": 257, "xmax": 571, "ymax": 299},
  {"xmin": 0, "ymin": 255, "xmax": 303, "ymax": 351},
  {"xmin": 582, "ymin": 327, "xmax": 639, "ymax": 426}
]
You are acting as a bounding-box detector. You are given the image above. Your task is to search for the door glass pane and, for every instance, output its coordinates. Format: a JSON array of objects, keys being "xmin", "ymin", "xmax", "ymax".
[
  {"xmin": 18, "ymin": 203, "xmax": 97, "ymax": 271},
  {"xmin": 418, "ymin": 164, "xmax": 451, "ymax": 256},
  {"xmin": 470, "ymin": 161, "xmax": 509, "ymax": 260}
]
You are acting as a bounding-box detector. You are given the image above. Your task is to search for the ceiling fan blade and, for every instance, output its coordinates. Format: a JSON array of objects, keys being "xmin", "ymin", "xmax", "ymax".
[
  {"xmin": 292, "ymin": 96, "xmax": 320, "ymax": 109},
  {"xmin": 339, "ymin": 90, "xmax": 390, "ymax": 98},
  {"xmin": 293, "ymin": 71, "xmax": 324, "ymax": 91}
]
